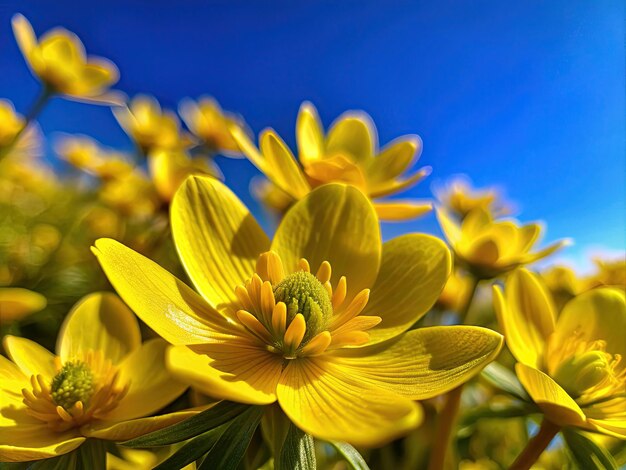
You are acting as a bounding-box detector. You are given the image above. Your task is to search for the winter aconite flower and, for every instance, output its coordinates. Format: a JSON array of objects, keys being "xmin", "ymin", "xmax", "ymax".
[
  {"xmin": 434, "ymin": 176, "xmax": 511, "ymax": 220},
  {"xmin": 231, "ymin": 101, "xmax": 432, "ymax": 221},
  {"xmin": 437, "ymin": 208, "xmax": 570, "ymax": 279},
  {"xmin": 93, "ymin": 176, "xmax": 503, "ymax": 446},
  {"xmin": 0, "ymin": 292, "xmax": 191, "ymax": 462},
  {"xmin": 494, "ymin": 269, "xmax": 626, "ymax": 437},
  {"xmin": 0, "ymin": 99, "xmax": 42, "ymax": 160},
  {"xmin": 11, "ymin": 14, "xmax": 121, "ymax": 104}
]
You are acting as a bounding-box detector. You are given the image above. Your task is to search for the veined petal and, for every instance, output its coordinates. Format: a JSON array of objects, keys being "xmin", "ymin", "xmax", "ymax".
[
  {"xmin": 57, "ymin": 292, "xmax": 141, "ymax": 365},
  {"xmin": 326, "ymin": 112, "xmax": 377, "ymax": 164},
  {"xmin": 366, "ymin": 136, "xmax": 422, "ymax": 185},
  {"xmin": 168, "ymin": 340, "xmax": 282, "ymax": 405},
  {"xmin": 0, "ymin": 424, "xmax": 84, "ymax": 462},
  {"xmin": 296, "ymin": 101, "xmax": 324, "ymax": 166},
  {"xmin": 372, "ymin": 200, "xmax": 432, "ymax": 221},
  {"xmin": 82, "ymin": 409, "xmax": 200, "ymax": 441},
  {"xmin": 259, "ymin": 130, "xmax": 311, "ymax": 198},
  {"xmin": 516, "ymin": 363, "xmax": 587, "ymax": 427},
  {"xmin": 272, "ymin": 183, "xmax": 381, "ymax": 299},
  {"xmin": 277, "ymin": 357, "xmax": 422, "ymax": 447},
  {"xmin": 105, "ymin": 339, "xmax": 187, "ymax": 421},
  {"xmin": 493, "ymin": 269, "xmax": 556, "ymax": 369},
  {"xmin": 171, "ymin": 175, "xmax": 270, "ymax": 310},
  {"xmin": 363, "ymin": 234, "xmax": 450, "ymax": 344},
  {"xmin": 332, "ymin": 326, "xmax": 503, "ymax": 399},
  {"xmin": 587, "ymin": 418, "xmax": 626, "ymax": 439},
  {"xmin": 93, "ymin": 238, "xmax": 236, "ymax": 345},
  {"xmin": 0, "ymin": 355, "xmax": 31, "ymax": 414},
  {"xmin": 3, "ymin": 335, "xmax": 57, "ymax": 379}
]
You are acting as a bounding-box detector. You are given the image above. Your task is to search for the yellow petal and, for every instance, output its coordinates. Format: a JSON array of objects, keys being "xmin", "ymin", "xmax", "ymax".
[
  {"xmin": 587, "ymin": 417, "xmax": 626, "ymax": 439},
  {"xmin": 493, "ymin": 269, "xmax": 556, "ymax": 369},
  {"xmin": 368, "ymin": 166, "xmax": 431, "ymax": 199},
  {"xmin": 0, "ymin": 287, "xmax": 47, "ymax": 323},
  {"xmin": 0, "ymin": 424, "xmax": 84, "ymax": 462},
  {"xmin": 272, "ymin": 183, "xmax": 381, "ymax": 300},
  {"xmin": 57, "ymin": 292, "xmax": 141, "ymax": 365},
  {"xmin": 296, "ymin": 101, "xmax": 324, "ymax": 166},
  {"xmin": 366, "ymin": 136, "xmax": 422, "ymax": 184},
  {"xmin": 326, "ymin": 112, "xmax": 377, "ymax": 164},
  {"xmin": 81, "ymin": 408, "xmax": 200, "ymax": 441},
  {"xmin": 363, "ymin": 234, "xmax": 450, "ymax": 344},
  {"xmin": 171, "ymin": 175, "xmax": 270, "ymax": 310},
  {"xmin": 436, "ymin": 208, "xmax": 462, "ymax": 246},
  {"xmin": 521, "ymin": 239, "xmax": 572, "ymax": 265},
  {"xmin": 277, "ymin": 357, "xmax": 422, "ymax": 447},
  {"xmin": 259, "ymin": 130, "xmax": 311, "ymax": 198},
  {"xmin": 0, "ymin": 354, "xmax": 31, "ymax": 412},
  {"xmin": 39, "ymin": 28, "xmax": 86, "ymax": 63},
  {"xmin": 516, "ymin": 363, "xmax": 587, "ymax": 427},
  {"xmin": 105, "ymin": 339, "xmax": 187, "ymax": 421},
  {"xmin": 372, "ymin": 200, "xmax": 432, "ymax": 221},
  {"xmin": 333, "ymin": 326, "xmax": 503, "ymax": 399},
  {"xmin": 11, "ymin": 14, "xmax": 37, "ymax": 66},
  {"xmin": 92, "ymin": 238, "xmax": 235, "ymax": 345},
  {"xmin": 553, "ymin": 287, "xmax": 626, "ymax": 358},
  {"xmin": 78, "ymin": 58, "xmax": 119, "ymax": 93},
  {"xmin": 3, "ymin": 335, "xmax": 57, "ymax": 379},
  {"xmin": 168, "ymin": 341, "xmax": 282, "ymax": 405}
]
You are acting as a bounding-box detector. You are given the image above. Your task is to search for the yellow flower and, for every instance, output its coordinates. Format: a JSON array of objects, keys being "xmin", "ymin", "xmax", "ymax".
[
  {"xmin": 541, "ymin": 265, "xmax": 583, "ymax": 312},
  {"xmin": 114, "ymin": 95, "xmax": 192, "ymax": 154},
  {"xmin": 179, "ymin": 97, "xmax": 246, "ymax": 156},
  {"xmin": 231, "ymin": 101, "xmax": 432, "ymax": 221},
  {"xmin": 434, "ymin": 176, "xmax": 511, "ymax": 220},
  {"xmin": 586, "ymin": 257, "xmax": 626, "ymax": 291},
  {"xmin": 435, "ymin": 268, "xmax": 474, "ymax": 313},
  {"xmin": 0, "ymin": 292, "xmax": 191, "ymax": 462},
  {"xmin": 100, "ymin": 170, "xmax": 160, "ymax": 218},
  {"xmin": 494, "ymin": 269, "xmax": 626, "ymax": 437},
  {"xmin": 11, "ymin": 14, "xmax": 121, "ymax": 104},
  {"xmin": 93, "ymin": 176, "xmax": 503, "ymax": 446},
  {"xmin": 0, "ymin": 99, "xmax": 42, "ymax": 160},
  {"xmin": 0, "ymin": 287, "xmax": 47, "ymax": 324},
  {"xmin": 437, "ymin": 208, "xmax": 570, "ymax": 279}
]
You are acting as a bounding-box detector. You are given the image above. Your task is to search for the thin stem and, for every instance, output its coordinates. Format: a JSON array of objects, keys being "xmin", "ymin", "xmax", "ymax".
[
  {"xmin": 459, "ymin": 275, "xmax": 480, "ymax": 324},
  {"xmin": 509, "ymin": 420, "xmax": 560, "ymax": 470}
]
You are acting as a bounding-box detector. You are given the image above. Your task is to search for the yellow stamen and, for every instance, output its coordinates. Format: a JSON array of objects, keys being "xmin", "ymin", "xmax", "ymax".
[
  {"xmin": 316, "ymin": 261, "xmax": 332, "ymax": 283},
  {"xmin": 332, "ymin": 276, "xmax": 347, "ymax": 309},
  {"xmin": 298, "ymin": 258, "xmax": 310, "ymax": 273},
  {"xmin": 236, "ymin": 310, "xmax": 273, "ymax": 344},
  {"xmin": 284, "ymin": 313, "xmax": 307, "ymax": 353},
  {"xmin": 260, "ymin": 281, "xmax": 276, "ymax": 325},
  {"xmin": 272, "ymin": 302, "xmax": 287, "ymax": 336},
  {"xmin": 330, "ymin": 289, "xmax": 370, "ymax": 328},
  {"xmin": 300, "ymin": 331, "xmax": 332, "ymax": 356}
]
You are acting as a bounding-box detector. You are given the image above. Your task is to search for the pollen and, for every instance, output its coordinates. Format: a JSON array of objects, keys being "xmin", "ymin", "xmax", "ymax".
[{"xmin": 51, "ymin": 361, "xmax": 94, "ymax": 410}]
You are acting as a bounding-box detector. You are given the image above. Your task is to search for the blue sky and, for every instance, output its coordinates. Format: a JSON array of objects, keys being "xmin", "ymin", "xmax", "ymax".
[{"xmin": 1, "ymin": 0, "xmax": 624, "ymax": 272}]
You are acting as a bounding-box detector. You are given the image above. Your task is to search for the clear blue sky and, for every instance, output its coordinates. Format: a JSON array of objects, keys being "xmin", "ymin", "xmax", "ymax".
[{"xmin": 1, "ymin": 1, "xmax": 624, "ymax": 271}]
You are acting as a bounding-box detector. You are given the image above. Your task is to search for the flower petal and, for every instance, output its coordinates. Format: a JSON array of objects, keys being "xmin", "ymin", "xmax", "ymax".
[
  {"xmin": 296, "ymin": 101, "xmax": 324, "ymax": 166},
  {"xmin": 363, "ymin": 234, "xmax": 451, "ymax": 344},
  {"xmin": 587, "ymin": 417, "xmax": 626, "ymax": 439},
  {"xmin": 333, "ymin": 326, "xmax": 503, "ymax": 399},
  {"xmin": 0, "ymin": 287, "xmax": 47, "ymax": 324},
  {"xmin": 105, "ymin": 339, "xmax": 187, "ymax": 421},
  {"xmin": 326, "ymin": 112, "xmax": 377, "ymax": 164},
  {"xmin": 0, "ymin": 354, "xmax": 31, "ymax": 412},
  {"xmin": 171, "ymin": 175, "xmax": 270, "ymax": 310},
  {"xmin": 493, "ymin": 269, "xmax": 556, "ymax": 369},
  {"xmin": 436, "ymin": 208, "xmax": 462, "ymax": 246},
  {"xmin": 373, "ymin": 200, "xmax": 432, "ymax": 221},
  {"xmin": 11, "ymin": 14, "xmax": 37, "ymax": 65},
  {"xmin": 516, "ymin": 363, "xmax": 587, "ymax": 427},
  {"xmin": 366, "ymin": 136, "xmax": 422, "ymax": 185},
  {"xmin": 3, "ymin": 335, "xmax": 57, "ymax": 379},
  {"xmin": 92, "ymin": 238, "xmax": 235, "ymax": 345},
  {"xmin": 277, "ymin": 357, "xmax": 422, "ymax": 447},
  {"xmin": 57, "ymin": 292, "xmax": 141, "ymax": 365},
  {"xmin": 272, "ymin": 183, "xmax": 381, "ymax": 299},
  {"xmin": 259, "ymin": 130, "xmax": 311, "ymax": 198},
  {"xmin": 0, "ymin": 424, "xmax": 84, "ymax": 462},
  {"xmin": 167, "ymin": 340, "xmax": 283, "ymax": 405}
]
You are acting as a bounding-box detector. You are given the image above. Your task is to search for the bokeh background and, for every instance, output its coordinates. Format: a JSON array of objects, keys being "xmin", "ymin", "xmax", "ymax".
[{"xmin": 1, "ymin": 0, "xmax": 624, "ymax": 271}]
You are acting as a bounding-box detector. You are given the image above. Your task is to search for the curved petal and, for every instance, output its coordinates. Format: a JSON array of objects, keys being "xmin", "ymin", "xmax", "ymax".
[
  {"xmin": 296, "ymin": 101, "xmax": 324, "ymax": 166},
  {"xmin": 493, "ymin": 269, "xmax": 556, "ymax": 369},
  {"xmin": 553, "ymin": 287, "xmax": 626, "ymax": 358},
  {"xmin": 277, "ymin": 357, "xmax": 422, "ymax": 447},
  {"xmin": 57, "ymin": 292, "xmax": 141, "ymax": 365},
  {"xmin": 3, "ymin": 335, "xmax": 57, "ymax": 379},
  {"xmin": 259, "ymin": 130, "xmax": 311, "ymax": 198},
  {"xmin": 167, "ymin": 341, "xmax": 282, "ymax": 405},
  {"xmin": 82, "ymin": 409, "xmax": 200, "ymax": 441},
  {"xmin": 333, "ymin": 326, "xmax": 503, "ymax": 399},
  {"xmin": 522, "ymin": 239, "xmax": 572, "ymax": 265},
  {"xmin": 373, "ymin": 200, "xmax": 432, "ymax": 221},
  {"xmin": 366, "ymin": 136, "xmax": 422, "ymax": 184},
  {"xmin": 0, "ymin": 424, "xmax": 84, "ymax": 462},
  {"xmin": 516, "ymin": 363, "xmax": 587, "ymax": 427},
  {"xmin": 11, "ymin": 14, "xmax": 37, "ymax": 64},
  {"xmin": 436, "ymin": 208, "xmax": 462, "ymax": 246},
  {"xmin": 367, "ymin": 166, "xmax": 431, "ymax": 199},
  {"xmin": 363, "ymin": 234, "xmax": 451, "ymax": 344},
  {"xmin": 272, "ymin": 183, "xmax": 381, "ymax": 299},
  {"xmin": 587, "ymin": 417, "xmax": 626, "ymax": 439},
  {"xmin": 92, "ymin": 238, "xmax": 236, "ymax": 345},
  {"xmin": 0, "ymin": 354, "xmax": 31, "ymax": 414},
  {"xmin": 326, "ymin": 112, "xmax": 377, "ymax": 164},
  {"xmin": 105, "ymin": 339, "xmax": 187, "ymax": 421},
  {"xmin": 0, "ymin": 287, "xmax": 47, "ymax": 323},
  {"xmin": 171, "ymin": 175, "xmax": 270, "ymax": 310}
]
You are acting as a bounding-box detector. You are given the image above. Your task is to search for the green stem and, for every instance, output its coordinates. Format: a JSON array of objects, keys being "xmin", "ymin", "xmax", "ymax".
[
  {"xmin": 509, "ymin": 420, "xmax": 560, "ymax": 470},
  {"xmin": 459, "ymin": 275, "xmax": 480, "ymax": 324}
]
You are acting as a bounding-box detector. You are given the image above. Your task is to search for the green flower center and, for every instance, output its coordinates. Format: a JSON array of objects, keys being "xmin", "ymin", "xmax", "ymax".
[
  {"xmin": 51, "ymin": 361, "xmax": 94, "ymax": 410},
  {"xmin": 273, "ymin": 271, "xmax": 332, "ymax": 339},
  {"xmin": 553, "ymin": 351, "xmax": 612, "ymax": 398}
]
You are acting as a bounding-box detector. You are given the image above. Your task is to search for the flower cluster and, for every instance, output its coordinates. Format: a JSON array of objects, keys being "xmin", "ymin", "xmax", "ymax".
[{"xmin": 0, "ymin": 13, "xmax": 624, "ymax": 470}]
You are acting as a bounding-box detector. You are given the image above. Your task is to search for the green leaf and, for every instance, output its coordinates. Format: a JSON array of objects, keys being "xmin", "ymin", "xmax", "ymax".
[
  {"xmin": 563, "ymin": 429, "xmax": 618, "ymax": 470},
  {"xmin": 122, "ymin": 401, "xmax": 250, "ymax": 447},
  {"xmin": 279, "ymin": 423, "xmax": 316, "ymax": 470},
  {"xmin": 198, "ymin": 406, "xmax": 265, "ymax": 470},
  {"xmin": 154, "ymin": 425, "xmax": 227, "ymax": 470},
  {"xmin": 329, "ymin": 441, "xmax": 370, "ymax": 470},
  {"xmin": 25, "ymin": 451, "xmax": 77, "ymax": 470},
  {"xmin": 75, "ymin": 439, "xmax": 105, "ymax": 470},
  {"xmin": 481, "ymin": 362, "xmax": 530, "ymax": 401},
  {"xmin": 460, "ymin": 402, "xmax": 536, "ymax": 427}
]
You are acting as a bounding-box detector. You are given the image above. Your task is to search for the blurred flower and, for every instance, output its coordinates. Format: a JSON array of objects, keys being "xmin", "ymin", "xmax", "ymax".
[
  {"xmin": 114, "ymin": 95, "xmax": 192, "ymax": 154},
  {"xmin": 541, "ymin": 265, "xmax": 583, "ymax": 311},
  {"xmin": 179, "ymin": 97, "xmax": 246, "ymax": 156},
  {"xmin": 0, "ymin": 292, "xmax": 191, "ymax": 462},
  {"xmin": 494, "ymin": 269, "xmax": 626, "ymax": 437},
  {"xmin": 11, "ymin": 14, "xmax": 121, "ymax": 104},
  {"xmin": 231, "ymin": 101, "xmax": 432, "ymax": 221},
  {"xmin": 435, "ymin": 268, "xmax": 474, "ymax": 313},
  {"xmin": 434, "ymin": 175, "xmax": 511, "ymax": 220},
  {"xmin": 94, "ymin": 176, "xmax": 503, "ymax": 446},
  {"xmin": 0, "ymin": 99, "xmax": 43, "ymax": 160},
  {"xmin": 586, "ymin": 257, "xmax": 626, "ymax": 291},
  {"xmin": 0, "ymin": 287, "xmax": 47, "ymax": 324},
  {"xmin": 100, "ymin": 170, "xmax": 160, "ymax": 218},
  {"xmin": 437, "ymin": 208, "xmax": 570, "ymax": 279}
]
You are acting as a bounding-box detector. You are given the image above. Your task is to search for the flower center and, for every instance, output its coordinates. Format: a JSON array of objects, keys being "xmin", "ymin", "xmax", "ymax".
[
  {"xmin": 51, "ymin": 361, "xmax": 94, "ymax": 410},
  {"xmin": 553, "ymin": 351, "xmax": 613, "ymax": 399}
]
